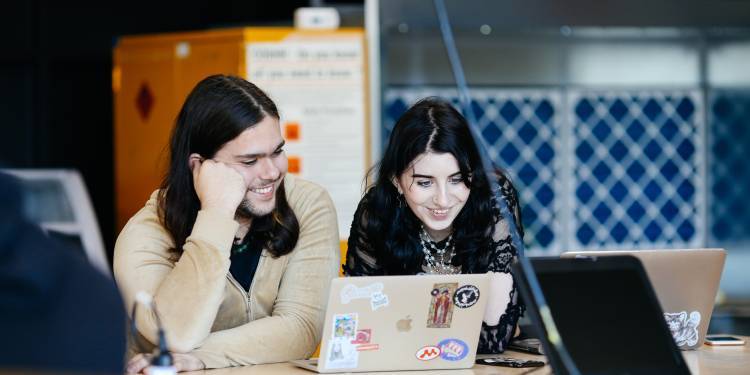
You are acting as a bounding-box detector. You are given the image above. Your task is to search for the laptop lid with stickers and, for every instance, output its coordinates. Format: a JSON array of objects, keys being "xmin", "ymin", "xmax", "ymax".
[
  {"xmin": 561, "ymin": 248, "xmax": 725, "ymax": 349},
  {"xmin": 514, "ymin": 256, "xmax": 691, "ymax": 375},
  {"xmin": 308, "ymin": 274, "xmax": 489, "ymax": 373}
]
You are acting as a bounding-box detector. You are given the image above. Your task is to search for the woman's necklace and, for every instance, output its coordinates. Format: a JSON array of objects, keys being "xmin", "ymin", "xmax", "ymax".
[{"xmin": 419, "ymin": 225, "xmax": 459, "ymax": 274}]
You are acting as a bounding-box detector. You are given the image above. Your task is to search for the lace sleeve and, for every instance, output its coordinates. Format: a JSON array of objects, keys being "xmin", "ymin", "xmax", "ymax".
[
  {"xmin": 477, "ymin": 172, "xmax": 526, "ymax": 354},
  {"xmin": 343, "ymin": 193, "xmax": 385, "ymax": 276}
]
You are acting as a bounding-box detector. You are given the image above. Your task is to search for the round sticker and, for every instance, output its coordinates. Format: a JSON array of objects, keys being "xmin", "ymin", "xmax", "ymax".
[
  {"xmin": 415, "ymin": 345, "xmax": 441, "ymax": 361},
  {"xmin": 453, "ymin": 285, "xmax": 480, "ymax": 308},
  {"xmin": 437, "ymin": 338, "xmax": 468, "ymax": 361}
]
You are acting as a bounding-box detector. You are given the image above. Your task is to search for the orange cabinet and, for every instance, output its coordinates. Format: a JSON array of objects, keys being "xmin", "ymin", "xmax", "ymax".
[{"xmin": 114, "ymin": 28, "xmax": 246, "ymax": 230}]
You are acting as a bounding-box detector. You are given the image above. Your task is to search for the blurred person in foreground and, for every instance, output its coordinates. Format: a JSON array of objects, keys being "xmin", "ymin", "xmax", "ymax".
[{"xmin": 0, "ymin": 171, "xmax": 126, "ymax": 373}]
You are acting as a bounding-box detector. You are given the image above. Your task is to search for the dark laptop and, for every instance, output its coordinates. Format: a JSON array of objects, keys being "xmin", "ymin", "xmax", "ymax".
[{"xmin": 512, "ymin": 255, "xmax": 691, "ymax": 375}]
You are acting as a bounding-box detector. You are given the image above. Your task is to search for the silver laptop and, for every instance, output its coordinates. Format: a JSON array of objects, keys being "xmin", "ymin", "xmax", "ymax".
[
  {"xmin": 561, "ymin": 248, "xmax": 726, "ymax": 349},
  {"xmin": 292, "ymin": 274, "xmax": 489, "ymax": 373}
]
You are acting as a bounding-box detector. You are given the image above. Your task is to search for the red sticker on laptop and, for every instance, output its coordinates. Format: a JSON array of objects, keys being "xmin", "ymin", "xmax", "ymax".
[
  {"xmin": 415, "ymin": 345, "xmax": 441, "ymax": 361},
  {"xmin": 351, "ymin": 329, "xmax": 371, "ymax": 344},
  {"xmin": 356, "ymin": 344, "xmax": 379, "ymax": 351}
]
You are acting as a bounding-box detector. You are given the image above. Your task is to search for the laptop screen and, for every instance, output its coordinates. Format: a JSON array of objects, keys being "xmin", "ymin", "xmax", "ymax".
[{"xmin": 531, "ymin": 257, "xmax": 688, "ymax": 374}]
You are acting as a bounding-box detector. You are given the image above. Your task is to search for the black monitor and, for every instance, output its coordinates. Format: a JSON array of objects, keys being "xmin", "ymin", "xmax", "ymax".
[{"xmin": 513, "ymin": 255, "xmax": 690, "ymax": 375}]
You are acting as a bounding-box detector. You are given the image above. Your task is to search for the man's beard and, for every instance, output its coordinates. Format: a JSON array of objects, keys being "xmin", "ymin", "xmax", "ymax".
[{"xmin": 235, "ymin": 192, "xmax": 276, "ymax": 219}]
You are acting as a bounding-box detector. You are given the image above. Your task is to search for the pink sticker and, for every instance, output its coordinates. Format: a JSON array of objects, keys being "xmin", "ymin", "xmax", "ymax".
[
  {"xmin": 415, "ymin": 345, "xmax": 441, "ymax": 361},
  {"xmin": 356, "ymin": 344, "xmax": 380, "ymax": 351},
  {"xmin": 351, "ymin": 329, "xmax": 371, "ymax": 344}
]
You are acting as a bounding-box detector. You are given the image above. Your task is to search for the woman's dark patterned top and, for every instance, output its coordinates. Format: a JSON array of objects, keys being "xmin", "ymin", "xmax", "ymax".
[{"xmin": 344, "ymin": 172, "xmax": 525, "ymax": 354}]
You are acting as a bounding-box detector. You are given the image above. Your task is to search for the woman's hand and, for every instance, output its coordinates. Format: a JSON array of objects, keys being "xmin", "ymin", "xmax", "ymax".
[
  {"xmin": 190, "ymin": 154, "xmax": 247, "ymax": 218},
  {"xmin": 126, "ymin": 352, "xmax": 205, "ymax": 373}
]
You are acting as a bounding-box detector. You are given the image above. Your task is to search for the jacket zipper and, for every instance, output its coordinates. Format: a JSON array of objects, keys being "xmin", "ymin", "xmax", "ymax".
[
  {"xmin": 226, "ymin": 273, "xmax": 250, "ymax": 319},
  {"xmin": 226, "ymin": 249, "xmax": 267, "ymax": 321},
  {"xmin": 246, "ymin": 250, "xmax": 266, "ymax": 321}
]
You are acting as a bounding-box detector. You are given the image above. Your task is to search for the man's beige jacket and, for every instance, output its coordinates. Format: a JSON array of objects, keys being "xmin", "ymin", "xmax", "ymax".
[{"xmin": 114, "ymin": 175, "xmax": 340, "ymax": 368}]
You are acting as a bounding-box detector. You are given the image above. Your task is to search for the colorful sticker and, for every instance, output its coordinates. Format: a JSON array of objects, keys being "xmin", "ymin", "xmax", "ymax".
[
  {"xmin": 427, "ymin": 283, "xmax": 458, "ymax": 328},
  {"xmin": 664, "ymin": 311, "xmax": 701, "ymax": 347},
  {"xmin": 453, "ymin": 285, "xmax": 480, "ymax": 308},
  {"xmin": 438, "ymin": 338, "xmax": 469, "ymax": 361},
  {"xmin": 415, "ymin": 345, "xmax": 441, "ymax": 361},
  {"xmin": 356, "ymin": 344, "xmax": 380, "ymax": 351},
  {"xmin": 326, "ymin": 337, "xmax": 358, "ymax": 369},
  {"xmin": 333, "ymin": 313, "xmax": 357, "ymax": 339},
  {"xmin": 351, "ymin": 329, "xmax": 371, "ymax": 344},
  {"xmin": 370, "ymin": 291, "xmax": 390, "ymax": 311},
  {"xmin": 341, "ymin": 283, "xmax": 384, "ymax": 304}
]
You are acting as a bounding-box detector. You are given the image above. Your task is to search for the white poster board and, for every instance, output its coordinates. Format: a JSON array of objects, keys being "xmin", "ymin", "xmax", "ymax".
[{"xmin": 247, "ymin": 35, "xmax": 367, "ymax": 238}]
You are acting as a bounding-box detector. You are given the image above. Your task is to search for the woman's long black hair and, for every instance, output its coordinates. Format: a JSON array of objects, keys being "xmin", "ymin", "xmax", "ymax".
[
  {"xmin": 158, "ymin": 75, "xmax": 299, "ymax": 257},
  {"xmin": 362, "ymin": 97, "xmax": 499, "ymax": 273}
]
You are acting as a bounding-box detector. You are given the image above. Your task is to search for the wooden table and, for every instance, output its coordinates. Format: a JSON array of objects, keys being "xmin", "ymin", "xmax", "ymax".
[{"xmin": 188, "ymin": 336, "xmax": 750, "ymax": 375}]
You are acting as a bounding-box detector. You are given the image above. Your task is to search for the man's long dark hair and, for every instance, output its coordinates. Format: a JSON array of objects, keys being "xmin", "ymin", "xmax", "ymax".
[
  {"xmin": 363, "ymin": 97, "xmax": 500, "ymax": 274},
  {"xmin": 158, "ymin": 75, "xmax": 299, "ymax": 257}
]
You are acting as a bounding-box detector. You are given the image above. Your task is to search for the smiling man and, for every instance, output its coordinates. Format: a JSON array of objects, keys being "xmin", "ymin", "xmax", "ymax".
[{"xmin": 114, "ymin": 75, "xmax": 339, "ymax": 372}]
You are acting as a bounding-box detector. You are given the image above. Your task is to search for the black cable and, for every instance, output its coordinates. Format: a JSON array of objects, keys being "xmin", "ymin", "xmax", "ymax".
[
  {"xmin": 431, "ymin": 1, "xmax": 580, "ymax": 374},
  {"xmin": 432, "ymin": 0, "xmax": 523, "ymax": 256},
  {"xmin": 150, "ymin": 300, "xmax": 174, "ymax": 367},
  {"xmin": 130, "ymin": 295, "xmax": 173, "ymax": 368},
  {"xmin": 130, "ymin": 303, "xmax": 146, "ymax": 353}
]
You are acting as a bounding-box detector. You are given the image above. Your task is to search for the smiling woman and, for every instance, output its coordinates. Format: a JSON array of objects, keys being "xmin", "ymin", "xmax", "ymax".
[
  {"xmin": 395, "ymin": 152, "xmax": 471, "ymax": 242},
  {"xmin": 343, "ymin": 97, "xmax": 525, "ymax": 354}
]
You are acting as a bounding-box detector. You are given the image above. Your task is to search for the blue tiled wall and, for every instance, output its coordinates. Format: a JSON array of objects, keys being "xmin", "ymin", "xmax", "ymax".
[
  {"xmin": 383, "ymin": 87, "xmax": 708, "ymax": 253},
  {"xmin": 710, "ymin": 90, "xmax": 750, "ymax": 244},
  {"xmin": 570, "ymin": 91, "xmax": 704, "ymax": 249}
]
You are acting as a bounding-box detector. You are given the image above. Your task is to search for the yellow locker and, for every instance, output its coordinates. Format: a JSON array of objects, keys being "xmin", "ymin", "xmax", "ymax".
[{"xmin": 114, "ymin": 28, "xmax": 245, "ymax": 231}]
